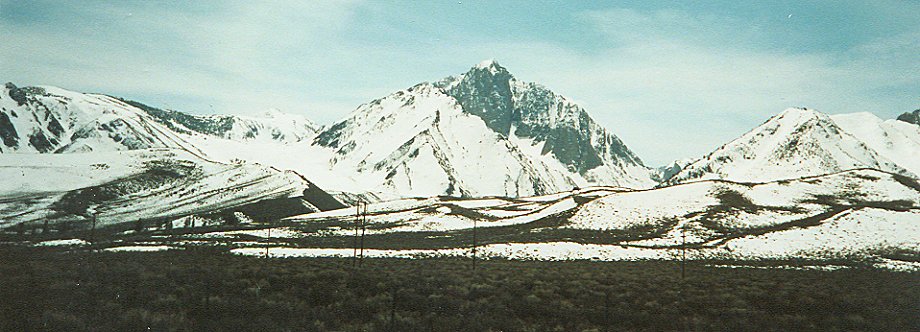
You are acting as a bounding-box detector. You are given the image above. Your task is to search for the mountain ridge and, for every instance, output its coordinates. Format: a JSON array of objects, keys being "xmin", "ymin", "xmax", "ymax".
[{"xmin": 665, "ymin": 107, "xmax": 918, "ymax": 184}]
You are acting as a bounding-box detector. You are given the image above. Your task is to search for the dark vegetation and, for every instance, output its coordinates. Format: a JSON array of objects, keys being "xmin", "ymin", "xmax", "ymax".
[
  {"xmin": 0, "ymin": 246, "xmax": 917, "ymax": 332},
  {"xmin": 265, "ymin": 207, "xmax": 677, "ymax": 250}
]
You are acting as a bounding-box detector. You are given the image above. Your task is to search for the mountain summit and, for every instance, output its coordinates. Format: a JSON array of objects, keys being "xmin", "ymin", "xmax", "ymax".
[
  {"xmin": 312, "ymin": 60, "xmax": 654, "ymax": 197},
  {"xmin": 438, "ymin": 61, "xmax": 645, "ymax": 174},
  {"xmin": 666, "ymin": 108, "xmax": 915, "ymax": 183}
]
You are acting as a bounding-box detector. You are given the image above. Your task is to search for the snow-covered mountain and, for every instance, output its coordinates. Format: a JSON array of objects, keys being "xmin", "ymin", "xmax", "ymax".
[
  {"xmin": 311, "ymin": 60, "xmax": 654, "ymax": 197},
  {"xmin": 0, "ymin": 83, "xmax": 203, "ymax": 154},
  {"xmin": 651, "ymin": 158, "xmax": 694, "ymax": 182},
  {"xmin": 666, "ymin": 108, "xmax": 915, "ymax": 184},
  {"xmin": 0, "ymin": 83, "xmax": 318, "ymax": 154},
  {"xmin": 0, "ymin": 83, "xmax": 344, "ymax": 231},
  {"xmin": 128, "ymin": 99, "xmax": 320, "ymax": 143}
]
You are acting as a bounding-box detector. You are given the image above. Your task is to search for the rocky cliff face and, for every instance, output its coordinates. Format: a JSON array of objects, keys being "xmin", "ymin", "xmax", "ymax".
[{"xmin": 436, "ymin": 60, "xmax": 645, "ymax": 176}]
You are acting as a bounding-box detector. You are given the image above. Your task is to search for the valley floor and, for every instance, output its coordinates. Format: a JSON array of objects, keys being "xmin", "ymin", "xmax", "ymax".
[{"xmin": 1, "ymin": 246, "xmax": 917, "ymax": 331}]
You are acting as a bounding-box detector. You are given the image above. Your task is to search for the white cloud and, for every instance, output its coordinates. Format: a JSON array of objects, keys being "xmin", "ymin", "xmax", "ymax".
[
  {"xmin": 0, "ymin": 3, "xmax": 915, "ymax": 166},
  {"xmin": 0, "ymin": 1, "xmax": 363, "ymax": 122},
  {"xmin": 425, "ymin": 8, "xmax": 919, "ymax": 165}
]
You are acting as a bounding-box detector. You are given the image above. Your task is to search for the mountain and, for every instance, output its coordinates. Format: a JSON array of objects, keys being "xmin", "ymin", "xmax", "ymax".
[
  {"xmin": 897, "ymin": 109, "xmax": 920, "ymax": 126},
  {"xmin": 125, "ymin": 99, "xmax": 320, "ymax": 143},
  {"xmin": 666, "ymin": 108, "xmax": 914, "ymax": 184},
  {"xmin": 651, "ymin": 158, "xmax": 693, "ymax": 182},
  {"xmin": 0, "ymin": 83, "xmax": 319, "ymax": 155},
  {"xmin": 0, "ymin": 83, "xmax": 344, "ymax": 232},
  {"xmin": 311, "ymin": 60, "xmax": 653, "ymax": 197},
  {"xmin": 0, "ymin": 83, "xmax": 203, "ymax": 154}
]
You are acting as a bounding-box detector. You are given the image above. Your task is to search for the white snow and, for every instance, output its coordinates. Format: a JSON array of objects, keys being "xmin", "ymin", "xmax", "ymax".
[
  {"xmin": 832, "ymin": 112, "xmax": 920, "ymax": 177},
  {"xmin": 713, "ymin": 208, "xmax": 920, "ymax": 259},
  {"xmin": 567, "ymin": 182, "xmax": 718, "ymax": 231},
  {"xmin": 34, "ymin": 238, "xmax": 89, "ymax": 247},
  {"xmin": 231, "ymin": 246, "xmax": 467, "ymax": 259},
  {"xmin": 231, "ymin": 242, "xmax": 669, "ymax": 261},
  {"xmin": 0, "ymin": 151, "xmax": 145, "ymax": 195},
  {"xmin": 286, "ymin": 191, "xmax": 581, "ymax": 236},
  {"xmin": 193, "ymin": 227, "xmax": 308, "ymax": 239},
  {"xmin": 476, "ymin": 242, "xmax": 668, "ymax": 260},
  {"xmin": 103, "ymin": 245, "xmax": 172, "ymax": 252},
  {"xmin": 873, "ymin": 258, "xmax": 920, "ymax": 272},
  {"xmin": 0, "ymin": 85, "xmax": 204, "ymax": 155}
]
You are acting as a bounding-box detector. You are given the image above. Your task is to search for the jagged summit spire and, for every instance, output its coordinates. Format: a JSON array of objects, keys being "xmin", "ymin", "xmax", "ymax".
[
  {"xmin": 470, "ymin": 59, "xmax": 508, "ymax": 75},
  {"xmin": 476, "ymin": 59, "xmax": 498, "ymax": 68}
]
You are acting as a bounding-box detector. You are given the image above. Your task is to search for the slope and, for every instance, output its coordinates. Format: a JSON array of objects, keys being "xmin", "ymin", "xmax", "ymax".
[
  {"xmin": 110, "ymin": 169, "xmax": 920, "ymax": 264},
  {"xmin": 666, "ymin": 108, "xmax": 912, "ymax": 184},
  {"xmin": 832, "ymin": 112, "xmax": 920, "ymax": 176},
  {"xmin": 0, "ymin": 148, "xmax": 343, "ymax": 234}
]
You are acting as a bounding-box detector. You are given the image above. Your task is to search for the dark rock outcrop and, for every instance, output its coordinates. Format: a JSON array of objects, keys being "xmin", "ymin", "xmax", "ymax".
[{"xmin": 896, "ymin": 109, "xmax": 920, "ymax": 125}]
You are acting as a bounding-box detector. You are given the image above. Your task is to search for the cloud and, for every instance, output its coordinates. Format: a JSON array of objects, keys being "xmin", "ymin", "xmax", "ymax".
[
  {"xmin": 440, "ymin": 8, "xmax": 919, "ymax": 165},
  {"xmin": 0, "ymin": 1, "xmax": 363, "ymax": 122},
  {"xmin": 1, "ymin": 2, "xmax": 916, "ymax": 166}
]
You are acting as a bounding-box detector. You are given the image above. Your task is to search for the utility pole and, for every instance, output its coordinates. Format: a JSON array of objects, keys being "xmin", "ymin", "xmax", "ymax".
[
  {"xmin": 472, "ymin": 218, "xmax": 478, "ymax": 272},
  {"xmin": 677, "ymin": 226, "xmax": 688, "ymax": 331},
  {"xmin": 264, "ymin": 226, "xmax": 271, "ymax": 259},
  {"xmin": 681, "ymin": 227, "xmax": 686, "ymax": 281},
  {"xmin": 353, "ymin": 204, "xmax": 360, "ymax": 268},
  {"xmin": 359, "ymin": 202, "xmax": 367, "ymax": 266},
  {"xmin": 90, "ymin": 213, "xmax": 98, "ymax": 243}
]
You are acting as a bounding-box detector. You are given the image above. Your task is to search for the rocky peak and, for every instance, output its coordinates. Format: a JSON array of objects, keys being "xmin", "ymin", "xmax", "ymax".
[
  {"xmin": 438, "ymin": 60, "xmax": 646, "ymax": 174},
  {"xmin": 444, "ymin": 60, "xmax": 516, "ymax": 136},
  {"xmin": 4, "ymin": 82, "xmax": 29, "ymax": 106},
  {"xmin": 896, "ymin": 109, "xmax": 920, "ymax": 126},
  {"xmin": 473, "ymin": 59, "xmax": 507, "ymax": 74}
]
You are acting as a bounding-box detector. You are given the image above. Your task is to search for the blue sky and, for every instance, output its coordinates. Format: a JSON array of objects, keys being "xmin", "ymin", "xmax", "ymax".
[{"xmin": 1, "ymin": 1, "xmax": 917, "ymax": 165}]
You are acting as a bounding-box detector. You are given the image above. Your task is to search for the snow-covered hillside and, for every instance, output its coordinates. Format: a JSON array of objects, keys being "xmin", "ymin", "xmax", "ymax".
[
  {"xmin": 0, "ymin": 148, "xmax": 342, "ymax": 232},
  {"xmin": 311, "ymin": 60, "xmax": 654, "ymax": 197},
  {"xmin": 570, "ymin": 169, "xmax": 920, "ymax": 246},
  {"xmin": 110, "ymin": 169, "xmax": 920, "ymax": 266},
  {"xmin": 832, "ymin": 112, "xmax": 920, "ymax": 176},
  {"xmin": 0, "ymin": 83, "xmax": 203, "ymax": 154},
  {"xmin": 666, "ymin": 108, "xmax": 915, "ymax": 184}
]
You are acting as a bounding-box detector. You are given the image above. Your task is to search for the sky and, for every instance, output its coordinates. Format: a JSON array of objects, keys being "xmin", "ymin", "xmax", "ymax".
[{"xmin": 1, "ymin": 1, "xmax": 917, "ymax": 166}]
